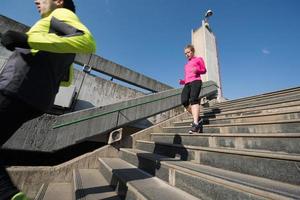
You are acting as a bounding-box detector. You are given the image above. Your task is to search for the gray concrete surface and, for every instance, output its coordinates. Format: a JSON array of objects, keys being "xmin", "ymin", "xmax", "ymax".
[
  {"xmin": 98, "ymin": 157, "xmax": 201, "ymax": 200},
  {"xmin": 151, "ymin": 133, "xmax": 300, "ymax": 154},
  {"xmin": 163, "ymin": 120, "xmax": 300, "ymax": 134},
  {"xmin": 73, "ymin": 169, "xmax": 121, "ymax": 200},
  {"xmin": 75, "ymin": 54, "xmax": 172, "ymax": 92},
  {"xmin": 7, "ymin": 84, "xmax": 300, "ymax": 200},
  {"xmin": 7, "ymin": 145, "xmax": 119, "ymax": 199},
  {"xmin": 119, "ymin": 148, "xmax": 299, "ymax": 200},
  {"xmin": 72, "ymin": 69, "xmax": 145, "ymax": 111},
  {"xmin": 135, "ymin": 140, "xmax": 300, "ymax": 185}
]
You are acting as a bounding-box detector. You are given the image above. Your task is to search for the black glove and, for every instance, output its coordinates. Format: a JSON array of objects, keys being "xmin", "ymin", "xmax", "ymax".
[{"xmin": 0, "ymin": 30, "xmax": 30, "ymax": 51}]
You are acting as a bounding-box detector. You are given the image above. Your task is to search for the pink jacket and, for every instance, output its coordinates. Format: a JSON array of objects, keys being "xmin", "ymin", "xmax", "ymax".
[{"xmin": 180, "ymin": 56, "xmax": 206, "ymax": 85}]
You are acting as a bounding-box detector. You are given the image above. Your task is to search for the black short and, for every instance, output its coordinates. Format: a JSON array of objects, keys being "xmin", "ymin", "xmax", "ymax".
[{"xmin": 181, "ymin": 80, "xmax": 202, "ymax": 107}]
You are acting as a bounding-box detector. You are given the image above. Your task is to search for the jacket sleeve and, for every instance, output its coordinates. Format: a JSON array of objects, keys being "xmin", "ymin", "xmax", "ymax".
[
  {"xmin": 195, "ymin": 57, "xmax": 206, "ymax": 74},
  {"xmin": 27, "ymin": 8, "xmax": 96, "ymax": 54}
]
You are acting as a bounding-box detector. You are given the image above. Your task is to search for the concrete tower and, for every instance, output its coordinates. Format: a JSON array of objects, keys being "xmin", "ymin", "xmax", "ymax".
[{"xmin": 191, "ymin": 16, "xmax": 224, "ymax": 102}]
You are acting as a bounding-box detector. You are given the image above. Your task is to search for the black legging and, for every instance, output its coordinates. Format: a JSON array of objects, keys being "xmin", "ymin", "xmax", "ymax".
[
  {"xmin": 181, "ymin": 80, "xmax": 202, "ymax": 107},
  {"xmin": 0, "ymin": 92, "xmax": 43, "ymax": 200}
]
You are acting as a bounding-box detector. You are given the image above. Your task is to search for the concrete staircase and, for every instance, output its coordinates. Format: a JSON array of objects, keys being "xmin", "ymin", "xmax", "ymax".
[{"xmin": 25, "ymin": 87, "xmax": 300, "ymax": 199}]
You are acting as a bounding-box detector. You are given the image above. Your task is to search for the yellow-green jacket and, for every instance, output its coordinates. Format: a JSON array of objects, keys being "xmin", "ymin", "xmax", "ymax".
[{"xmin": 0, "ymin": 8, "xmax": 96, "ymax": 111}]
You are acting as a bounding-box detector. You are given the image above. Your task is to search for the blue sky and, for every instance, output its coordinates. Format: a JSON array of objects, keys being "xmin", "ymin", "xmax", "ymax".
[{"xmin": 1, "ymin": 0, "xmax": 300, "ymax": 99}]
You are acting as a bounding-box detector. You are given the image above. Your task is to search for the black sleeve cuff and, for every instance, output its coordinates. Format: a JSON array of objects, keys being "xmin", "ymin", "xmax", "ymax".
[{"xmin": 1, "ymin": 30, "xmax": 30, "ymax": 51}]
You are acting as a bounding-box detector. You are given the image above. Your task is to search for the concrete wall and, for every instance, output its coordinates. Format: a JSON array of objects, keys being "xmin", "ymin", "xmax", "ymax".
[
  {"xmin": 72, "ymin": 69, "xmax": 182, "ymax": 128},
  {"xmin": 75, "ymin": 54, "xmax": 172, "ymax": 92},
  {"xmin": 192, "ymin": 21, "xmax": 223, "ymax": 101},
  {"xmin": 73, "ymin": 70, "xmax": 145, "ymax": 110},
  {"xmin": 72, "ymin": 69, "xmax": 180, "ymax": 128}
]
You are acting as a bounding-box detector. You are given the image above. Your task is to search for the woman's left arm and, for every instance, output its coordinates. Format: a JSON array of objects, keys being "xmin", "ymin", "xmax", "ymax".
[{"xmin": 195, "ymin": 57, "xmax": 206, "ymax": 74}]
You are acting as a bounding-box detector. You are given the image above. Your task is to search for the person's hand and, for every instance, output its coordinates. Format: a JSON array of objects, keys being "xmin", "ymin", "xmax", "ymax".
[
  {"xmin": 1, "ymin": 30, "xmax": 29, "ymax": 51},
  {"xmin": 179, "ymin": 79, "xmax": 185, "ymax": 85}
]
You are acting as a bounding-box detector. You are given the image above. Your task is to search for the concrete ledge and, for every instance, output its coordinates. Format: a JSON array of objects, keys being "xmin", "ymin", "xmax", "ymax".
[
  {"xmin": 75, "ymin": 54, "xmax": 172, "ymax": 92},
  {"xmin": 7, "ymin": 145, "xmax": 118, "ymax": 199},
  {"xmin": 3, "ymin": 81, "xmax": 217, "ymax": 152}
]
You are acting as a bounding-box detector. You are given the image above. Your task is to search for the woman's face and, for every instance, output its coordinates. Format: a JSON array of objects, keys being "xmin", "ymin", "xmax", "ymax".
[{"xmin": 184, "ymin": 48, "xmax": 194, "ymax": 60}]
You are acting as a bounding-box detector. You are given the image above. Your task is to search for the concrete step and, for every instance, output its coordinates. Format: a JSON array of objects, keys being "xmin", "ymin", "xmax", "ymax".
[
  {"xmin": 203, "ymin": 93, "xmax": 300, "ymax": 114},
  {"xmin": 175, "ymin": 111, "xmax": 300, "ymax": 126},
  {"xmin": 34, "ymin": 183, "xmax": 73, "ymax": 200},
  {"xmin": 206, "ymin": 90, "xmax": 300, "ymax": 112},
  {"xmin": 163, "ymin": 119, "xmax": 300, "ymax": 134},
  {"xmin": 203, "ymin": 100, "xmax": 300, "ymax": 119},
  {"xmin": 135, "ymin": 140, "xmax": 300, "ymax": 186},
  {"xmin": 73, "ymin": 169, "xmax": 120, "ymax": 200},
  {"xmin": 119, "ymin": 148, "xmax": 300, "ymax": 200},
  {"xmin": 210, "ymin": 92, "xmax": 300, "ymax": 114},
  {"xmin": 201, "ymin": 100, "xmax": 300, "ymax": 118},
  {"xmin": 98, "ymin": 157, "xmax": 200, "ymax": 200},
  {"xmin": 214, "ymin": 86, "xmax": 300, "ymax": 107},
  {"xmin": 150, "ymin": 133, "xmax": 300, "ymax": 154}
]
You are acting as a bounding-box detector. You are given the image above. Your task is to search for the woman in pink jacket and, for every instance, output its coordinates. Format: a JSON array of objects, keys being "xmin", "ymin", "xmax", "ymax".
[{"xmin": 179, "ymin": 44, "xmax": 207, "ymax": 133}]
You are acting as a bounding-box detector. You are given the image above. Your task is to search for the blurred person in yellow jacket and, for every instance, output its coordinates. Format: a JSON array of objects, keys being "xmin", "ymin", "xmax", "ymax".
[{"xmin": 0, "ymin": 0, "xmax": 96, "ymax": 199}]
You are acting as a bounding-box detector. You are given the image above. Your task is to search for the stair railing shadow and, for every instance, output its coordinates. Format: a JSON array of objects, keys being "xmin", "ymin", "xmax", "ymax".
[
  {"xmin": 74, "ymin": 167, "xmax": 149, "ymax": 200},
  {"xmin": 137, "ymin": 134, "xmax": 189, "ymax": 176},
  {"xmin": 104, "ymin": 134, "xmax": 190, "ymax": 199},
  {"xmin": 203, "ymin": 107, "xmax": 221, "ymax": 120},
  {"xmin": 109, "ymin": 167, "xmax": 151, "ymax": 199}
]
